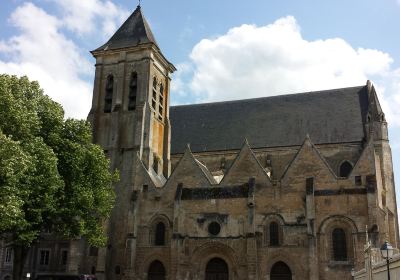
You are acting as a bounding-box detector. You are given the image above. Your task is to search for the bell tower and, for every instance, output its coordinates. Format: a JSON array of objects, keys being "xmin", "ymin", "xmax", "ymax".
[
  {"xmin": 87, "ymin": 5, "xmax": 175, "ymax": 280},
  {"xmin": 88, "ymin": 5, "xmax": 176, "ymax": 177}
]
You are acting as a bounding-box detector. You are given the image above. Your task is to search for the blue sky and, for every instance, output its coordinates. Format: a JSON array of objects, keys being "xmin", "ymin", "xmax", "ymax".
[{"xmin": 1, "ymin": 0, "xmax": 400, "ymax": 202}]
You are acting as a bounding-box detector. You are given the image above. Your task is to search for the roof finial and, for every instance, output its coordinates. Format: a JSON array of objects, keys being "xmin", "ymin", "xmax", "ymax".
[{"xmin": 138, "ymin": 0, "xmax": 141, "ymax": 7}]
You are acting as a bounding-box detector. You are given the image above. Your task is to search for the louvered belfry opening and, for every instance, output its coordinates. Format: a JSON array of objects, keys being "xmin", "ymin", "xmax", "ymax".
[
  {"xmin": 104, "ymin": 75, "xmax": 114, "ymax": 113},
  {"xmin": 128, "ymin": 72, "xmax": 137, "ymax": 111}
]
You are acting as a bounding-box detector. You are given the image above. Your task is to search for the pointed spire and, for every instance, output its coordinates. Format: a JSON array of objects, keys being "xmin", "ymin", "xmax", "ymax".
[{"xmin": 93, "ymin": 5, "xmax": 158, "ymax": 52}]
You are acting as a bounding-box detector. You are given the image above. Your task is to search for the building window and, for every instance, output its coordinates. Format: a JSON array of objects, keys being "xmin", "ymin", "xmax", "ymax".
[
  {"xmin": 269, "ymin": 222, "xmax": 280, "ymax": 246},
  {"xmin": 158, "ymin": 84, "xmax": 164, "ymax": 121},
  {"xmin": 355, "ymin": 176, "xmax": 362, "ymax": 186},
  {"xmin": 39, "ymin": 249, "xmax": 50, "ymax": 266},
  {"xmin": 370, "ymin": 225, "xmax": 378, "ymax": 247},
  {"xmin": 332, "ymin": 228, "xmax": 347, "ymax": 261},
  {"xmin": 4, "ymin": 248, "xmax": 12, "ymax": 264},
  {"xmin": 339, "ymin": 161, "xmax": 352, "ymax": 177},
  {"xmin": 155, "ymin": 222, "xmax": 166, "ymax": 246},
  {"xmin": 153, "ymin": 155, "xmax": 159, "ymax": 174},
  {"xmin": 128, "ymin": 72, "xmax": 137, "ymax": 111},
  {"xmin": 60, "ymin": 250, "xmax": 68, "ymax": 266},
  {"xmin": 306, "ymin": 177, "xmax": 314, "ymax": 194},
  {"xmin": 208, "ymin": 222, "xmax": 221, "ymax": 236},
  {"xmin": 152, "ymin": 77, "xmax": 157, "ymax": 110},
  {"xmin": 104, "ymin": 75, "xmax": 114, "ymax": 113},
  {"xmin": 89, "ymin": 246, "xmax": 98, "ymax": 257}
]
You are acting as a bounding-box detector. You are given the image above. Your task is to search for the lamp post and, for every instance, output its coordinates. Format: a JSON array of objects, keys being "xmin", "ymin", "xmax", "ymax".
[{"xmin": 380, "ymin": 241, "xmax": 394, "ymax": 280}]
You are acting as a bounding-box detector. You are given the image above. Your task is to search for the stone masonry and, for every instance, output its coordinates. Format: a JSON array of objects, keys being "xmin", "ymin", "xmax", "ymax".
[{"xmin": 1, "ymin": 5, "xmax": 398, "ymax": 280}]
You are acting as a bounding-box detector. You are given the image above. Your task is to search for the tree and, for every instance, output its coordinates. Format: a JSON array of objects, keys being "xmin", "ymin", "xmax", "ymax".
[{"xmin": 0, "ymin": 74, "xmax": 117, "ymax": 280}]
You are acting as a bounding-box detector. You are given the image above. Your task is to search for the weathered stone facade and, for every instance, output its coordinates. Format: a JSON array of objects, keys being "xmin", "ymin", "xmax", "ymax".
[{"xmin": 1, "ymin": 5, "xmax": 398, "ymax": 280}]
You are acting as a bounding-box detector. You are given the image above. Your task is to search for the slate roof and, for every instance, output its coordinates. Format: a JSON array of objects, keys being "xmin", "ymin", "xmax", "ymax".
[
  {"xmin": 94, "ymin": 6, "xmax": 158, "ymax": 52},
  {"xmin": 169, "ymin": 86, "xmax": 369, "ymax": 154}
]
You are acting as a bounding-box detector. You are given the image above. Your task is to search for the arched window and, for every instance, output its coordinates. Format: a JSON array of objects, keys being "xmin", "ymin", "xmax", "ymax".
[
  {"xmin": 332, "ymin": 228, "xmax": 347, "ymax": 261},
  {"xmin": 154, "ymin": 222, "xmax": 165, "ymax": 246},
  {"xmin": 128, "ymin": 72, "xmax": 137, "ymax": 111},
  {"xmin": 339, "ymin": 161, "xmax": 352, "ymax": 177},
  {"xmin": 370, "ymin": 225, "xmax": 378, "ymax": 248},
  {"xmin": 205, "ymin": 258, "xmax": 229, "ymax": 280},
  {"xmin": 148, "ymin": 260, "xmax": 166, "ymax": 280},
  {"xmin": 104, "ymin": 75, "xmax": 114, "ymax": 113},
  {"xmin": 270, "ymin": 261, "xmax": 292, "ymax": 280},
  {"xmin": 269, "ymin": 222, "xmax": 280, "ymax": 246}
]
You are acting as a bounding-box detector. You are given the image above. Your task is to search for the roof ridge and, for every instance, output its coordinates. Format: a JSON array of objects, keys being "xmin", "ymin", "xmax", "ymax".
[{"xmin": 170, "ymin": 85, "xmax": 366, "ymax": 109}]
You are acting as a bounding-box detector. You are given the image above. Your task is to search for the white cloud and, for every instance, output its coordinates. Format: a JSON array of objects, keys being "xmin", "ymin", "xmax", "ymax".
[
  {"xmin": 0, "ymin": 1, "xmax": 132, "ymax": 119},
  {"xmin": 52, "ymin": 0, "xmax": 129, "ymax": 38},
  {"xmin": 374, "ymin": 69, "xmax": 400, "ymax": 126},
  {"xmin": 0, "ymin": 2, "xmax": 92, "ymax": 119},
  {"xmin": 171, "ymin": 62, "xmax": 193, "ymax": 100},
  {"xmin": 184, "ymin": 16, "xmax": 400, "ymax": 127}
]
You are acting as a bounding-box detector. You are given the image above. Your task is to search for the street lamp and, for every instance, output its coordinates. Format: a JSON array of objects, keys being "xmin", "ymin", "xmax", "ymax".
[{"xmin": 380, "ymin": 241, "xmax": 394, "ymax": 280}]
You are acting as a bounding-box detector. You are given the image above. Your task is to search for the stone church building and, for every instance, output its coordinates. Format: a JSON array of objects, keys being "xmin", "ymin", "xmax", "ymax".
[{"xmin": 1, "ymin": 5, "xmax": 399, "ymax": 280}]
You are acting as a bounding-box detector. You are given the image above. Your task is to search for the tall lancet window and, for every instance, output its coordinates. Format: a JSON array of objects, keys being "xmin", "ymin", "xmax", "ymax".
[
  {"xmin": 269, "ymin": 222, "xmax": 280, "ymax": 246},
  {"xmin": 128, "ymin": 72, "xmax": 137, "ymax": 111},
  {"xmin": 158, "ymin": 84, "xmax": 164, "ymax": 121},
  {"xmin": 332, "ymin": 228, "xmax": 347, "ymax": 261},
  {"xmin": 104, "ymin": 75, "xmax": 114, "ymax": 113},
  {"xmin": 154, "ymin": 222, "xmax": 166, "ymax": 246},
  {"xmin": 151, "ymin": 77, "xmax": 157, "ymax": 109}
]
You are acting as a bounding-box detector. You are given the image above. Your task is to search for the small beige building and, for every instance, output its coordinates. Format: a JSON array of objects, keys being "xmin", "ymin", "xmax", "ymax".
[{"xmin": 1, "ymin": 5, "xmax": 399, "ymax": 280}]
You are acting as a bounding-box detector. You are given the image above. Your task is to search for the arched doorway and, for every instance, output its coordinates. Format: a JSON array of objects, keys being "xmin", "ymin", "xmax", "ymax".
[
  {"xmin": 148, "ymin": 260, "xmax": 166, "ymax": 280},
  {"xmin": 205, "ymin": 258, "xmax": 229, "ymax": 280},
  {"xmin": 270, "ymin": 261, "xmax": 292, "ymax": 280}
]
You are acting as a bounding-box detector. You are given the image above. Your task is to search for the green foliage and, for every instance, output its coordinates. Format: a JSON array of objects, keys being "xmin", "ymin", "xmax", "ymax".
[
  {"xmin": 0, "ymin": 74, "xmax": 116, "ymax": 247},
  {"xmin": 0, "ymin": 132, "xmax": 29, "ymax": 232}
]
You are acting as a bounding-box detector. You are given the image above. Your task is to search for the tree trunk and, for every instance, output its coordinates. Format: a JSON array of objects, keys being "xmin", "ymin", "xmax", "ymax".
[{"xmin": 12, "ymin": 245, "xmax": 29, "ymax": 280}]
